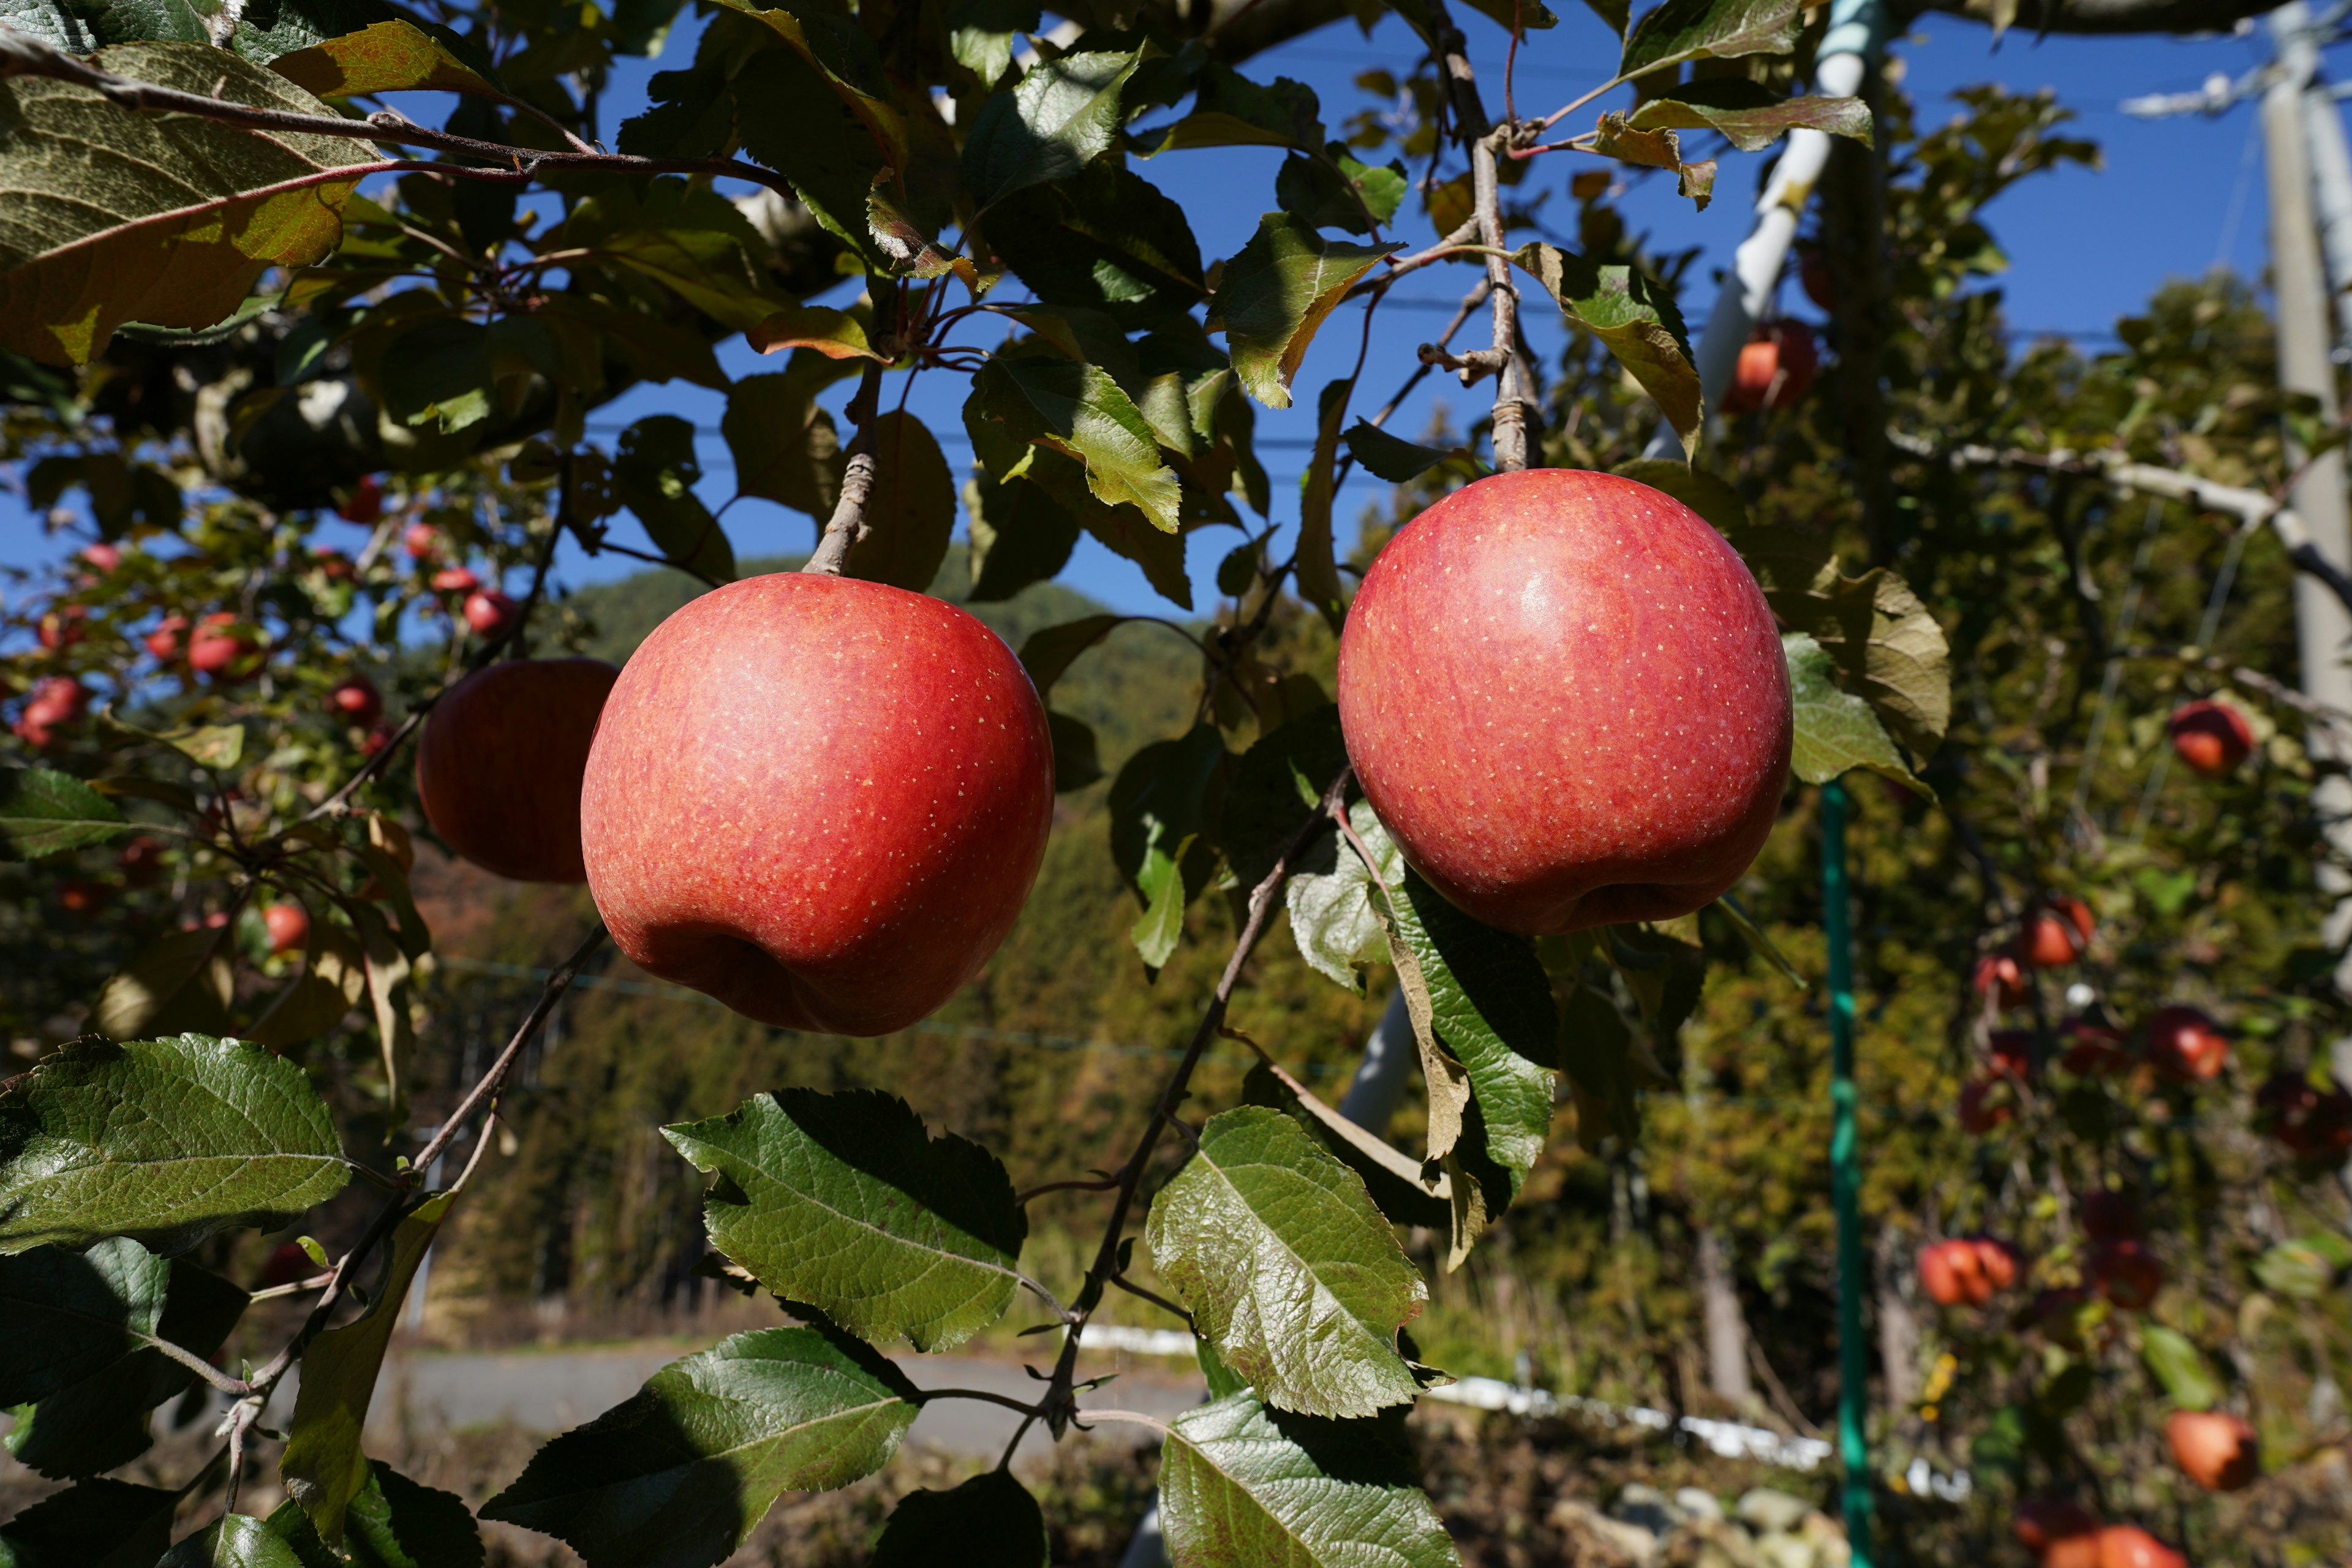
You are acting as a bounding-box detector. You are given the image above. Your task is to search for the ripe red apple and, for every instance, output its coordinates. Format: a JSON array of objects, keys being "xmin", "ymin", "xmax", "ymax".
[
  {"xmin": 2014, "ymin": 1496, "xmax": 2100, "ymax": 1559},
  {"xmin": 2096, "ymin": 1525, "xmax": 2185, "ymax": 1568},
  {"xmin": 1958, "ymin": 1076, "xmax": 2013, "ymax": 1134},
  {"xmin": 1720, "ymin": 320, "xmax": 1819, "ymax": 414},
  {"xmin": 37, "ymin": 605, "xmax": 86, "ymax": 650},
  {"xmin": 1918, "ymin": 1239, "xmax": 1981, "ymax": 1306},
  {"xmin": 417, "ymin": 658, "xmax": 619, "ymax": 884},
  {"xmin": 1989, "ymin": 1028, "xmax": 2034, "ymax": 1081},
  {"xmin": 2167, "ymin": 698, "xmax": 2253, "ymax": 778},
  {"xmin": 1335, "ymin": 470, "xmax": 1790, "ymax": 935},
  {"xmin": 580, "ymin": 574, "xmax": 1055, "ymax": 1036},
  {"xmin": 462, "ymin": 589, "xmax": 518, "ymax": 637},
  {"xmin": 79, "ymin": 542, "xmax": 122, "ymax": 575},
  {"xmin": 145, "ymin": 614, "xmax": 187, "ymax": 662},
  {"xmin": 2144, "ymin": 1006, "xmax": 2226, "ymax": 1084},
  {"xmin": 325, "ymin": 676, "xmax": 383, "ymax": 730},
  {"xmin": 2165, "ymin": 1409, "xmax": 2256, "ymax": 1492},
  {"xmin": 2256, "ymin": 1070, "xmax": 2352, "ymax": 1157},
  {"xmin": 2081, "ymin": 1188, "xmax": 2141, "ymax": 1243},
  {"xmin": 1974, "ymin": 952, "xmax": 2028, "ymax": 1008},
  {"xmin": 13, "ymin": 676, "xmax": 86, "ymax": 748},
  {"xmin": 262, "ymin": 902, "xmax": 310, "ymax": 955},
  {"xmin": 2059, "ymin": 1019, "xmax": 2132, "ymax": 1077},
  {"xmin": 1969, "ymin": 1235, "xmax": 2021, "ymax": 1294},
  {"xmin": 432, "ymin": 566, "xmax": 481, "ymax": 594},
  {"xmin": 57, "ymin": 879, "xmax": 108, "ymax": 916},
  {"xmin": 187, "ymin": 612, "xmax": 262, "ymax": 681},
  {"xmin": 2090, "ymin": 1240, "xmax": 2163, "ymax": 1311},
  {"xmin": 402, "ymin": 522, "xmax": 440, "ymax": 559},
  {"xmin": 2024, "ymin": 897, "xmax": 2094, "ymax": 967},
  {"xmin": 118, "ymin": 835, "xmax": 165, "ymax": 888},
  {"xmin": 337, "ymin": 475, "xmax": 383, "ymax": 525}
]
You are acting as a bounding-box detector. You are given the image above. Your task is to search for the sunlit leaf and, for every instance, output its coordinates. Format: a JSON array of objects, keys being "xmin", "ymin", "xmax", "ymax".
[
  {"xmin": 2140, "ymin": 1324, "xmax": 2222, "ymax": 1412},
  {"xmin": 266, "ymin": 1461, "xmax": 485, "ymax": 1568},
  {"xmin": 967, "ymin": 355, "xmax": 1183, "ymax": 533},
  {"xmin": 1509, "ymin": 242, "xmax": 1698, "ymax": 456},
  {"xmin": 1785, "ymin": 632, "xmax": 1926, "ymax": 793},
  {"xmin": 1209, "ymin": 214, "xmax": 1396, "ymax": 410},
  {"xmin": 268, "ymin": 18, "xmax": 496, "ymax": 97},
  {"xmin": 1627, "ymin": 80, "xmax": 1875, "ymax": 151},
  {"xmin": 963, "ymin": 48, "xmax": 1142, "ymax": 210},
  {"xmin": 0, "ymin": 769, "xmax": 127, "ymax": 859},
  {"xmin": 1619, "ymin": 0, "xmax": 1804, "ymax": 79}
]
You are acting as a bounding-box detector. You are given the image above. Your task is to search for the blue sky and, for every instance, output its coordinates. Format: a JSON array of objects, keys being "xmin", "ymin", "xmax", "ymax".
[{"xmin": 3, "ymin": 4, "xmax": 2339, "ymax": 615}]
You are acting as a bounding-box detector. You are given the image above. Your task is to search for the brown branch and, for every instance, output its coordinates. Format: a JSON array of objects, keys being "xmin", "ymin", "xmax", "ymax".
[{"xmin": 804, "ymin": 362, "xmax": 887, "ymax": 576}]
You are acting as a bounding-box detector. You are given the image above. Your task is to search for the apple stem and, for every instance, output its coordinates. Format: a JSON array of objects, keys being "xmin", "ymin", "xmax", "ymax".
[{"xmin": 805, "ymin": 363, "xmax": 887, "ymax": 576}]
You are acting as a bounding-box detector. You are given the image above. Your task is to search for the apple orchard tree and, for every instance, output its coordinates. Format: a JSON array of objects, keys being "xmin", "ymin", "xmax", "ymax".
[{"xmin": 2, "ymin": 0, "xmax": 2350, "ymax": 1561}]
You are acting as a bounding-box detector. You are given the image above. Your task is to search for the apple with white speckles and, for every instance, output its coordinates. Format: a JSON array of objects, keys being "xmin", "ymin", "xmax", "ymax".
[
  {"xmin": 578, "ymin": 573, "xmax": 1055, "ymax": 1036},
  {"xmin": 1335, "ymin": 469, "xmax": 1792, "ymax": 934}
]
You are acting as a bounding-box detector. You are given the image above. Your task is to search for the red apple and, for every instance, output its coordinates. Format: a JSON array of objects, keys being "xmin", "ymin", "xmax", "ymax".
[
  {"xmin": 462, "ymin": 589, "xmax": 518, "ymax": 638},
  {"xmin": 2097, "ymin": 1525, "xmax": 2185, "ymax": 1568},
  {"xmin": 118, "ymin": 835, "xmax": 165, "ymax": 888},
  {"xmin": 2144, "ymin": 1006, "xmax": 2226, "ymax": 1084},
  {"xmin": 145, "ymin": 614, "xmax": 187, "ymax": 662},
  {"xmin": 2090, "ymin": 1240, "xmax": 2163, "ymax": 1310},
  {"xmin": 2167, "ymin": 698, "xmax": 2253, "ymax": 779},
  {"xmin": 337, "ymin": 475, "xmax": 383, "ymax": 525},
  {"xmin": 1969, "ymin": 1235, "xmax": 2021, "ymax": 1294},
  {"xmin": 13, "ymin": 676, "xmax": 86, "ymax": 748},
  {"xmin": 1989, "ymin": 1028, "xmax": 2034, "ymax": 1081},
  {"xmin": 2024, "ymin": 897, "xmax": 2094, "ymax": 967},
  {"xmin": 78, "ymin": 542, "xmax": 122, "ymax": 575},
  {"xmin": 1958, "ymin": 1076, "xmax": 2013, "ymax": 1134},
  {"xmin": 1720, "ymin": 320, "xmax": 1819, "ymax": 414},
  {"xmin": 1335, "ymin": 470, "xmax": 1790, "ymax": 935},
  {"xmin": 313, "ymin": 548, "xmax": 355, "ymax": 582},
  {"xmin": 417, "ymin": 658, "xmax": 619, "ymax": 884},
  {"xmin": 579, "ymin": 574, "xmax": 1055, "ymax": 1035},
  {"xmin": 1974, "ymin": 952, "xmax": 2028, "ymax": 1008},
  {"xmin": 432, "ymin": 566, "xmax": 481, "ymax": 594},
  {"xmin": 2081, "ymin": 1188, "xmax": 2141, "ymax": 1243},
  {"xmin": 402, "ymin": 522, "xmax": 440, "ymax": 559},
  {"xmin": 325, "ymin": 676, "xmax": 383, "ymax": 730},
  {"xmin": 1918, "ymin": 1239, "xmax": 1980, "ymax": 1306},
  {"xmin": 57, "ymin": 879, "xmax": 108, "ymax": 916},
  {"xmin": 2165, "ymin": 1409, "xmax": 2256, "ymax": 1492},
  {"xmin": 2014, "ymin": 1496, "xmax": 2101, "ymax": 1558},
  {"xmin": 37, "ymin": 605, "xmax": 86, "ymax": 650},
  {"xmin": 262, "ymin": 902, "xmax": 310, "ymax": 955},
  {"xmin": 2060, "ymin": 1019, "xmax": 2132, "ymax": 1077},
  {"xmin": 187, "ymin": 612, "xmax": 262, "ymax": 680},
  {"xmin": 2256, "ymin": 1070, "xmax": 2352, "ymax": 1157},
  {"xmin": 1798, "ymin": 247, "xmax": 1835, "ymax": 312}
]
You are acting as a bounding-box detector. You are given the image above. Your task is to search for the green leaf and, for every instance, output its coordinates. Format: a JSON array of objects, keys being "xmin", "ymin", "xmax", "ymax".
[
  {"xmin": 1344, "ymin": 421, "xmax": 1469, "ymax": 485},
  {"xmin": 1275, "ymin": 148, "xmax": 1408, "ymax": 236},
  {"xmin": 159, "ymin": 1515, "xmax": 307, "ymax": 1567},
  {"xmin": 0, "ymin": 1034, "xmax": 348, "ymax": 1256},
  {"xmin": 0, "ymin": 0, "xmax": 97, "ymax": 51},
  {"xmin": 1240, "ymin": 1063, "xmax": 1453, "ymax": 1235},
  {"xmin": 0, "ymin": 1477, "xmax": 178, "ymax": 1568},
  {"xmin": 964, "ymin": 48, "xmax": 1142, "ymax": 211},
  {"xmin": 343, "ymin": 900, "xmax": 415, "ymax": 1124},
  {"xmin": 479, "ymin": 1327, "xmax": 919, "ymax": 1566},
  {"xmin": 1295, "ymin": 378, "xmax": 1349, "ymax": 630},
  {"xmin": 1619, "ymin": 0, "xmax": 1804, "ymax": 80},
  {"xmin": 1728, "ymin": 524, "xmax": 1951, "ymax": 758},
  {"xmin": 999, "ymin": 445, "xmax": 1193, "ymax": 608},
  {"xmin": 1785, "ymin": 633, "xmax": 1923, "ymax": 793},
  {"xmin": 0, "ymin": 41, "xmax": 373, "ymax": 366},
  {"xmin": 984, "ymin": 162, "xmax": 1205, "ymax": 330},
  {"xmin": 1285, "ymin": 799, "xmax": 1396, "ymax": 997},
  {"xmin": 1611, "ymin": 457, "xmax": 1747, "ymax": 532},
  {"xmin": 1019, "ymin": 614, "xmax": 1126, "ymax": 699},
  {"xmin": 965, "ymin": 470, "xmax": 1080, "ymax": 601},
  {"xmin": 91, "ymin": 925, "xmax": 234, "ymax": 1041},
  {"xmin": 1509, "ymin": 243, "xmax": 1698, "ymax": 456},
  {"xmin": 1155, "ymin": 64, "xmax": 1325, "ymax": 154},
  {"xmin": 1210, "ymin": 214, "xmax": 1396, "ymax": 410},
  {"xmin": 967, "ymin": 356, "xmax": 1183, "ymax": 533},
  {"xmin": 1556, "ymin": 981, "xmax": 1641, "ymax": 1144},
  {"xmin": 1216, "ymin": 705, "xmax": 1346, "ymax": 892},
  {"xmin": 1147, "ymin": 1107, "xmax": 1427, "ymax": 1417},
  {"xmin": 746, "ymin": 304, "xmax": 881, "ymax": 361},
  {"xmin": 2253, "ymin": 1235, "xmax": 2351, "ymax": 1300},
  {"xmin": 266, "ymin": 1462, "xmax": 484, "ymax": 1568},
  {"xmin": 870, "ymin": 1470, "xmax": 1046, "ymax": 1568},
  {"xmin": 230, "ymin": 0, "xmax": 412, "ymax": 65},
  {"xmin": 554, "ymin": 178, "xmax": 788, "ymax": 331},
  {"xmin": 535, "ymin": 293, "xmax": 729, "ymax": 391},
  {"xmin": 1157, "ymin": 1394, "xmax": 1460, "ymax": 1568},
  {"xmin": 1713, "ymin": 894, "xmax": 1805, "ymax": 988},
  {"xmin": 615, "ymin": 415, "xmax": 735, "ymax": 582},
  {"xmin": 281, "ymin": 1194, "xmax": 451, "ymax": 1545},
  {"xmin": 1046, "ymin": 711, "xmax": 1104, "ymax": 792},
  {"xmin": 0, "ymin": 769, "xmax": 127, "ymax": 859},
  {"xmin": 0, "ymin": 1239, "xmax": 247, "ymax": 1478},
  {"xmin": 842, "ymin": 411, "xmax": 954, "ymax": 592},
  {"xmin": 724, "ymin": 372, "xmax": 847, "ymax": 522},
  {"xmin": 1627, "ymin": 80, "xmax": 1875, "ymax": 152},
  {"xmin": 246, "ymin": 919, "xmax": 369, "ymax": 1052},
  {"xmin": 2140, "ymin": 1324, "xmax": 2222, "ymax": 1412},
  {"xmin": 729, "ymin": 47, "xmax": 894, "ymax": 273},
  {"xmin": 663, "ymin": 1090, "xmax": 1025, "ymax": 1352},
  {"xmin": 1110, "ymin": 725, "xmax": 1228, "ymax": 941},
  {"xmin": 267, "ymin": 18, "xmax": 495, "ymax": 97}
]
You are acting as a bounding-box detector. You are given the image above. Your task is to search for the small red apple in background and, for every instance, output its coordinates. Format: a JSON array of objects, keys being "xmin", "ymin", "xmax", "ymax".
[
  {"xmin": 2166, "ymin": 1409, "xmax": 2257, "ymax": 1492},
  {"xmin": 402, "ymin": 522, "xmax": 440, "ymax": 559},
  {"xmin": 2256, "ymin": 1070, "xmax": 2352, "ymax": 1157},
  {"xmin": 1974, "ymin": 952, "xmax": 2028, "ymax": 1008},
  {"xmin": 1336, "ymin": 470, "xmax": 1790, "ymax": 935},
  {"xmin": 313, "ymin": 548, "xmax": 355, "ymax": 581},
  {"xmin": 145, "ymin": 614, "xmax": 187, "ymax": 661},
  {"xmin": 2015, "ymin": 1496, "xmax": 2100, "ymax": 1561},
  {"xmin": 187, "ymin": 612, "xmax": 262, "ymax": 681},
  {"xmin": 1970, "ymin": 1235, "xmax": 2021, "ymax": 1293},
  {"xmin": 2144, "ymin": 1006, "xmax": 2226, "ymax": 1084},
  {"xmin": 463, "ymin": 589, "xmax": 518, "ymax": 638},
  {"xmin": 1958, "ymin": 1076, "xmax": 2014, "ymax": 1134},
  {"xmin": 1720, "ymin": 320, "xmax": 1819, "ymax": 414},
  {"xmin": 2024, "ymin": 897, "xmax": 2095, "ymax": 967},
  {"xmin": 2167, "ymin": 698, "xmax": 2253, "ymax": 779},
  {"xmin": 581, "ymin": 575, "xmax": 1056, "ymax": 1035},
  {"xmin": 1798, "ymin": 246, "xmax": 1834, "ymax": 312},
  {"xmin": 2081, "ymin": 1188, "xmax": 2141, "ymax": 1243},
  {"xmin": 418, "ymin": 658, "xmax": 620, "ymax": 884},
  {"xmin": 1918, "ymin": 1239, "xmax": 1983, "ymax": 1305},
  {"xmin": 78, "ymin": 541, "xmax": 122, "ymax": 575},
  {"xmin": 1989, "ymin": 1028, "xmax": 2034, "ymax": 1080},
  {"xmin": 2059, "ymin": 1018, "xmax": 2132, "ymax": 1077},
  {"xmin": 325, "ymin": 676, "xmax": 383, "ymax": 730},
  {"xmin": 2096, "ymin": 1524, "xmax": 2185, "ymax": 1568},
  {"xmin": 262, "ymin": 902, "xmax": 310, "ymax": 954},
  {"xmin": 13, "ymin": 676, "xmax": 87, "ymax": 748},
  {"xmin": 337, "ymin": 475, "xmax": 384, "ymax": 524},
  {"xmin": 118, "ymin": 835, "xmax": 165, "ymax": 888},
  {"xmin": 432, "ymin": 566, "xmax": 481, "ymax": 594},
  {"xmin": 360, "ymin": 725, "xmax": 393, "ymax": 759},
  {"xmin": 57, "ymin": 880, "xmax": 108, "ymax": 916},
  {"xmin": 37, "ymin": 604, "xmax": 86, "ymax": 650},
  {"xmin": 2090, "ymin": 1239, "xmax": 2164, "ymax": 1310}
]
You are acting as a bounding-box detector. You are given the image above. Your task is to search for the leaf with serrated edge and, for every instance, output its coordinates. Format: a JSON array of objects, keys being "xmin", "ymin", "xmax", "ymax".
[
  {"xmin": 1619, "ymin": 0, "xmax": 1804, "ymax": 79},
  {"xmin": 725, "ymin": 374, "xmax": 846, "ymax": 521},
  {"xmin": 1344, "ymin": 421, "xmax": 1466, "ymax": 484},
  {"xmin": 1510, "ymin": 242, "xmax": 1698, "ymax": 455},
  {"xmin": 0, "ymin": 1034, "xmax": 348, "ymax": 1256},
  {"xmin": 0, "ymin": 43, "xmax": 373, "ymax": 366},
  {"xmin": 1295, "ymin": 379, "xmax": 1349, "ymax": 630},
  {"xmin": 479, "ymin": 1327, "xmax": 918, "ymax": 1566},
  {"xmin": 969, "ymin": 357, "xmax": 1182, "ymax": 533},
  {"xmin": 1209, "ymin": 214, "xmax": 1396, "ymax": 410},
  {"xmin": 1146, "ymin": 1106, "xmax": 1425, "ymax": 1417},
  {"xmin": 266, "ymin": 1460, "xmax": 485, "ymax": 1568},
  {"xmin": 1020, "ymin": 614, "xmax": 1126, "ymax": 699},
  {"xmin": 1157, "ymin": 1393, "xmax": 1460, "ymax": 1568},
  {"xmin": 869, "ymin": 1469, "xmax": 1046, "ymax": 1568},
  {"xmin": 964, "ymin": 49, "xmax": 1142, "ymax": 210},
  {"xmin": 843, "ymin": 412, "xmax": 955, "ymax": 592},
  {"xmin": 967, "ymin": 470, "xmax": 1080, "ymax": 600},
  {"xmin": 1284, "ymin": 800, "xmax": 1393, "ymax": 995},
  {"xmin": 0, "ymin": 1476, "xmax": 178, "ymax": 1568},
  {"xmin": 1627, "ymin": 82, "xmax": 1874, "ymax": 152},
  {"xmin": 663, "ymin": 1089, "xmax": 1025, "ymax": 1352},
  {"xmin": 2140, "ymin": 1325, "xmax": 2222, "ymax": 1412},
  {"xmin": 268, "ymin": 19, "xmax": 495, "ymax": 97},
  {"xmin": 1784, "ymin": 633, "xmax": 1926, "ymax": 793},
  {"xmin": 158, "ymin": 1513, "xmax": 306, "ymax": 1567},
  {"xmin": 0, "ymin": 769, "xmax": 127, "ymax": 859},
  {"xmin": 282, "ymin": 1194, "xmax": 451, "ymax": 1545}
]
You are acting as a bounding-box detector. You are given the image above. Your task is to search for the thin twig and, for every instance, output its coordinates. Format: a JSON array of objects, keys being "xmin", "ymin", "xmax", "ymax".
[
  {"xmin": 1017, "ymin": 1176, "xmax": 1121, "ymax": 1205},
  {"xmin": 412, "ymin": 924, "xmax": 607, "ymax": 1175},
  {"xmin": 1108, "ymin": 1273, "xmax": 1196, "ymax": 1325},
  {"xmin": 134, "ymin": 1333, "xmax": 250, "ymax": 1397},
  {"xmin": 920, "ymin": 1386, "xmax": 1049, "ymax": 1417},
  {"xmin": 805, "ymin": 363, "xmax": 887, "ymax": 575}
]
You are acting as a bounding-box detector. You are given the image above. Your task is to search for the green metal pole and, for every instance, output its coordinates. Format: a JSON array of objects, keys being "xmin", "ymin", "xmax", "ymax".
[{"xmin": 1822, "ymin": 777, "xmax": 1875, "ymax": 1566}]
